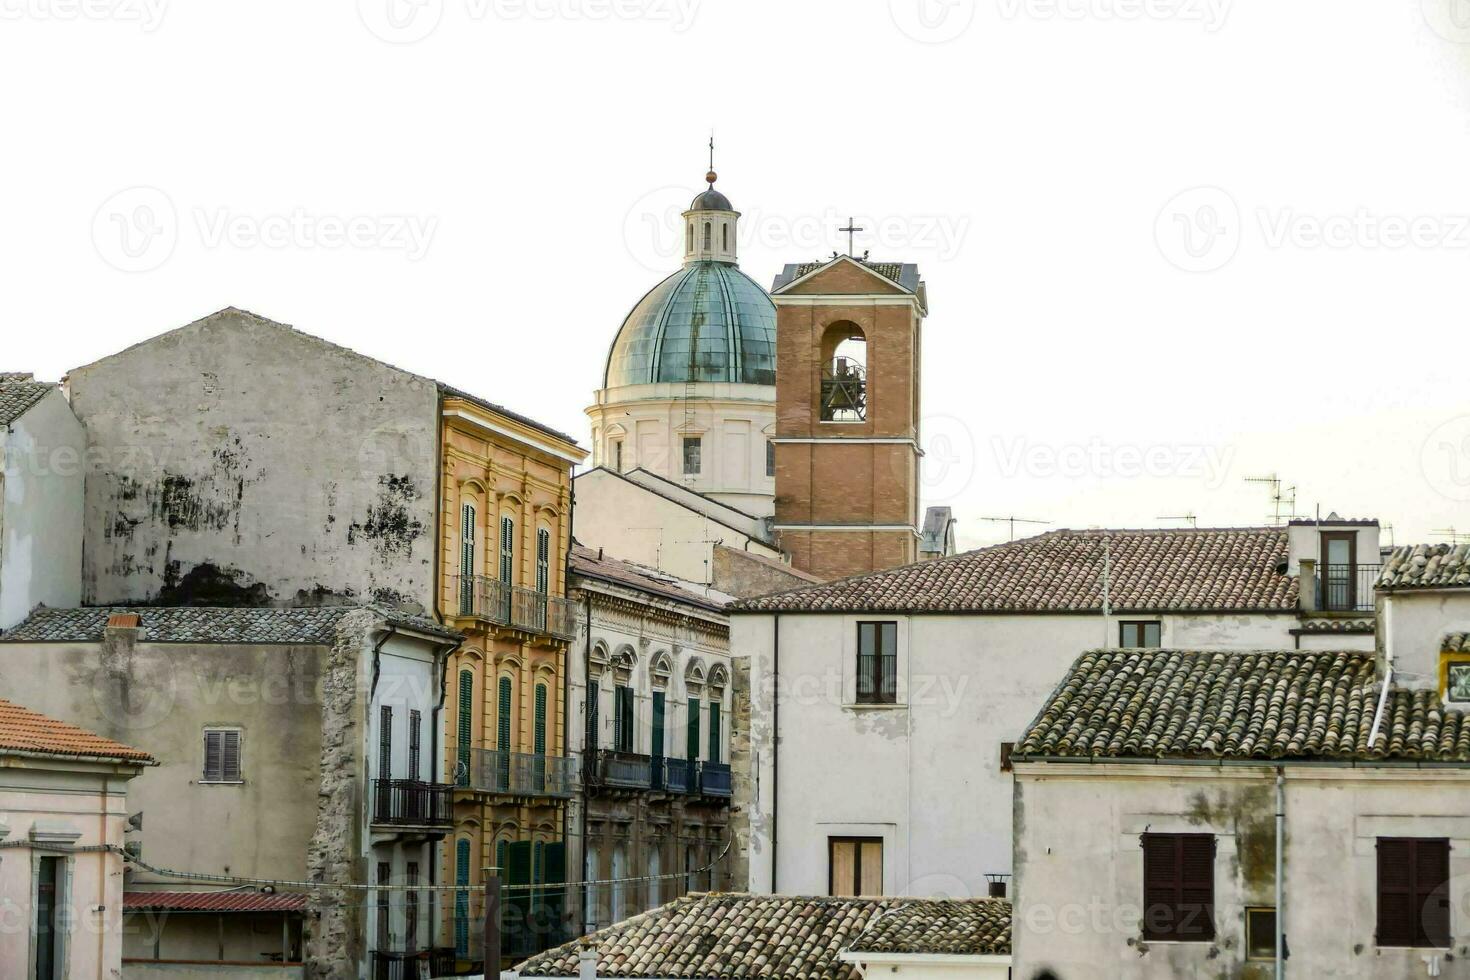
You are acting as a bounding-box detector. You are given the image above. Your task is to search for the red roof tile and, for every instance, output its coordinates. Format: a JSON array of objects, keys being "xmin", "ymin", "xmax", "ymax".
[
  {"xmin": 124, "ymin": 891, "xmax": 307, "ymax": 913},
  {"xmin": 0, "ymin": 698, "xmax": 153, "ymax": 763}
]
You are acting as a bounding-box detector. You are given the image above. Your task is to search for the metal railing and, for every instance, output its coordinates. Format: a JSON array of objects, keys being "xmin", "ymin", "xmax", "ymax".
[
  {"xmin": 587, "ymin": 750, "xmax": 654, "ymax": 791},
  {"xmin": 454, "ymin": 747, "xmax": 578, "ymax": 798},
  {"xmin": 664, "ymin": 757, "xmax": 694, "ymax": 794},
  {"xmin": 1319, "ymin": 563, "xmax": 1380, "ymax": 613},
  {"xmin": 454, "ymin": 575, "xmax": 577, "ymax": 640},
  {"xmin": 699, "ymin": 762, "xmax": 732, "ymax": 797},
  {"xmin": 371, "ymin": 779, "xmax": 454, "ymax": 828},
  {"xmin": 370, "ymin": 948, "xmax": 456, "ymax": 980}
]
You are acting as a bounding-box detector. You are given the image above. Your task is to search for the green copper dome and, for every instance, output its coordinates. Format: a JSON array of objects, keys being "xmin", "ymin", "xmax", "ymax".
[{"xmin": 603, "ymin": 261, "xmax": 776, "ymax": 388}]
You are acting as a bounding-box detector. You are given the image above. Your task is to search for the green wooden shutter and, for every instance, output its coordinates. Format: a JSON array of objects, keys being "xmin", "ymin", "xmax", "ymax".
[
  {"xmin": 686, "ymin": 698, "xmax": 700, "ymax": 762},
  {"xmin": 506, "ymin": 840, "xmax": 534, "ymax": 955},
  {"xmin": 534, "ymin": 684, "xmax": 548, "ymax": 792},
  {"xmin": 651, "ymin": 692, "xmax": 665, "ymax": 758},
  {"xmin": 460, "ymin": 504, "xmax": 476, "ymax": 613},
  {"xmin": 497, "ymin": 676, "xmax": 513, "ymax": 791},
  {"xmin": 586, "ymin": 686, "xmax": 599, "ymax": 752},
  {"xmin": 455, "ymin": 838, "xmax": 471, "ymax": 955},
  {"xmin": 544, "ymin": 842, "xmax": 566, "ymax": 937},
  {"xmin": 536, "ymin": 528, "xmax": 550, "ymax": 594},
  {"xmin": 500, "ymin": 517, "xmax": 515, "ymax": 584},
  {"xmin": 708, "ymin": 701, "xmax": 721, "ymax": 764},
  {"xmin": 457, "ymin": 670, "xmax": 473, "ymax": 785}
]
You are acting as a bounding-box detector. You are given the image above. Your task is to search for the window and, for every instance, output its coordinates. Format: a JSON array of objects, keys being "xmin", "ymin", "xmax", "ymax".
[
  {"xmin": 379, "ymin": 705, "xmax": 393, "ymax": 779},
  {"xmin": 999, "ymin": 742, "xmax": 1014, "ymax": 773},
  {"xmin": 1245, "ymin": 907, "xmax": 1277, "ymax": 961},
  {"xmin": 614, "ymin": 685, "xmax": 635, "ymax": 752},
  {"xmin": 820, "ymin": 323, "xmax": 868, "ymax": 423},
  {"xmin": 536, "ymin": 528, "xmax": 551, "ymax": 594},
  {"xmin": 856, "ymin": 622, "xmax": 897, "ymax": 704},
  {"xmin": 682, "ymin": 436, "xmax": 702, "ymax": 475},
  {"xmin": 497, "ymin": 676, "xmax": 513, "ymax": 790},
  {"xmin": 456, "ymin": 670, "xmax": 473, "ymax": 786},
  {"xmin": 1141, "ymin": 833, "xmax": 1215, "ymax": 942},
  {"xmin": 651, "ymin": 691, "xmax": 665, "ymax": 758},
  {"xmin": 829, "ymin": 837, "xmax": 883, "ymax": 897},
  {"xmin": 202, "ymin": 729, "xmax": 242, "ymax": 782},
  {"xmin": 534, "ymin": 684, "xmax": 548, "ymax": 790},
  {"xmin": 613, "ymin": 440, "xmax": 623, "ymax": 472},
  {"xmin": 1446, "ymin": 659, "xmax": 1470, "ymax": 703},
  {"xmin": 1377, "ymin": 837, "xmax": 1450, "ymax": 948},
  {"xmin": 686, "ymin": 698, "xmax": 701, "ymax": 762},
  {"xmin": 766, "ymin": 440, "xmax": 775, "ymax": 477},
  {"xmin": 722, "ymin": 222, "xmax": 728, "ymax": 250},
  {"xmin": 34, "ymin": 855, "xmax": 63, "ymax": 980},
  {"xmin": 707, "ymin": 700, "xmax": 721, "ymax": 763},
  {"xmin": 459, "ymin": 503, "xmax": 476, "ymax": 614},
  {"xmin": 499, "ymin": 516, "xmax": 515, "ymax": 584},
  {"xmin": 406, "ymin": 862, "xmax": 420, "ymax": 952},
  {"xmin": 1119, "ymin": 621, "xmax": 1162, "ymax": 648},
  {"xmin": 454, "ymin": 839, "xmax": 471, "ymax": 956},
  {"xmin": 702, "ymin": 221, "xmax": 711, "ymax": 250},
  {"xmin": 686, "ymin": 223, "xmax": 693, "ymax": 254},
  {"xmin": 376, "ymin": 861, "xmax": 392, "ymax": 948},
  {"xmin": 408, "ymin": 709, "xmax": 421, "ymax": 781},
  {"xmin": 586, "ymin": 684, "xmax": 600, "ymax": 752},
  {"xmin": 1320, "ymin": 531, "xmax": 1358, "ymax": 611}
]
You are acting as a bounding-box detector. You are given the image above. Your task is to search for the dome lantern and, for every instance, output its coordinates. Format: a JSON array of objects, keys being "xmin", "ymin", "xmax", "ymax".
[{"xmin": 682, "ymin": 169, "xmax": 738, "ymax": 266}]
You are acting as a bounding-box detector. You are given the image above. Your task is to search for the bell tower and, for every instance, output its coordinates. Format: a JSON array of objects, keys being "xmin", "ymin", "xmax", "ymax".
[{"xmin": 770, "ymin": 250, "xmax": 928, "ymax": 580}]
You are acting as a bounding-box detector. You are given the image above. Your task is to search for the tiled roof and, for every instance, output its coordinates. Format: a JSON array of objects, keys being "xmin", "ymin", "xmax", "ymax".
[
  {"xmin": 732, "ymin": 528, "xmax": 1297, "ymax": 614},
  {"xmin": 124, "ymin": 890, "xmax": 306, "ymax": 913},
  {"xmin": 0, "ymin": 604, "xmax": 459, "ymax": 644},
  {"xmin": 1378, "ymin": 544, "xmax": 1470, "ymax": 591},
  {"xmin": 571, "ymin": 545, "xmax": 729, "ymax": 614},
  {"xmin": 845, "ymin": 898, "xmax": 1011, "ymax": 956},
  {"xmin": 1294, "ymin": 617, "xmax": 1376, "ymax": 635},
  {"xmin": 0, "ymin": 697, "xmax": 153, "ymax": 762},
  {"xmin": 772, "ymin": 259, "xmax": 921, "ymax": 293},
  {"xmin": 1446, "ymin": 633, "xmax": 1470, "ymax": 653},
  {"xmin": 1015, "ymin": 649, "xmax": 1470, "ymax": 763},
  {"xmin": 0, "ymin": 374, "xmax": 54, "ymax": 425},
  {"xmin": 514, "ymin": 894, "xmax": 1011, "ymax": 978}
]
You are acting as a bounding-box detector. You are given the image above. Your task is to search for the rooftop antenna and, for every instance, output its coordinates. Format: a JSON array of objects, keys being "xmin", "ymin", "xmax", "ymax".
[
  {"xmin": 1434, "ymin": 527, "xmax": 1470, "ymax": 545},
  {"xmin": 839, "ymin": 217, "xmax": 864, "ymax": 258},
  {"xmin": 1245, "ymin": 474, "xmax": 1298, "ymax": 526},
  {"xmin": 980, "ymin": 516, "xmax": 1051, "ymax": 542},
  {"xmin": 1156, "ymin": 512, "xmax": 1198, "ymax": 528}
]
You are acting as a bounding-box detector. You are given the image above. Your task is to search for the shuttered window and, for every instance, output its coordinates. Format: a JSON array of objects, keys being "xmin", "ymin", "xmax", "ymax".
[
  {"xmin": 454, "ymin": 838, "xmax": 471, "ymax": 956},
  {"xmin": 497, "ymin": 676, "xmax": 514, "ymax": 790},
  {"xmin": 405, "ymin": 861, "xmax": 420, "ymax": 952},
  {"xmin": 499, "ymin": 517, "xmax": 515, "ymax": 584},
  {"xmin": 1378, "ymin": 838, "xmax": 1451, "ymax": 948},
  {"xmin": 651, "ymin": 692, "xmax": 665, "ymax": 758},
  {"xmin": 613, "ymin": 686, "xmax": 635, "ymax": 752},
  {"xmin": 586, "ymin": 685, "xmax": 599, "ymax": 752},
  {"xmin": 379, "ymin": 705, "xmax": 393, "ymax": 779},
  {"xmin": 377, "ymin": 861, "xmax": 392, "ymax": 948},
  {"xmin": 536, "ymin": 528, "xmax": 551, "ymax": 594},
  {"xmin": 686, "ymin": 698, "xmax": 700, "ymax": 762},
  {"xmin": 708, "ymin": 701, "xmax": 721, "ymax": 763},
  {"xmin": 856, "ymin": 622, "xmax": 897, "ymax": 704},
  {"xmin": 408, "ymin": 709, "xmax": 422, "ymax": 781},
  {"xmin": 829, "ymin": 837, "xmax": 883, "ymax": 897},
  {"xmin": 459, "ymin": 503, "xmax": 476, "ymax": 614},
  {"xmin": 456, "ymin": 670, "xmax": 473, "ymax": 786},
  {"xmin": 1142, "ymin": 833, "xmax": 1216, "ymax": 942},
  {"xmin": 202, "ymin": 729, "xmax": 242, "ymax": 782}
]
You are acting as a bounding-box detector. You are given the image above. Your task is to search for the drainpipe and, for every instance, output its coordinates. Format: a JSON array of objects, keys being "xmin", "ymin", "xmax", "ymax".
[
  {"xmin": 430, "ymin": 636, "xmax": 456, "ymax": 951},
  {"xmin": 1369, "ymin": 597, "xmax": 1394, "ymax": 746},
  {"xmin": 770, "ymin": 612, "xmax": 780, "ymax": 894},
  {"xmin": 1275, "ymin": 767, "xmax": 1285, "ymax": 980}
]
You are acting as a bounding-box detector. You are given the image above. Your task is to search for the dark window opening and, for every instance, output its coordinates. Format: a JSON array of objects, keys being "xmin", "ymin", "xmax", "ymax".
[
  {"xmin": 1377, "ymin": 837, "xmax": 1450, "ymax": 948},
  {"xmin": 1245, "ymin": 907, "xmax": 1278, "ymax": 961},
  {"xmin": 1119, "ymin": 621, "xmax": 1162, "ymax": 648},
  {"xmin": 682, "ymin": 436, "xmax": 702, "ymax": 475},
  {"xmin": 856, "ymin": 622, "xmax": 898, "ymax": 704},
  {"xmin": 1142, "ymin": 833, "xmax": 1216, "ymax": 942}
]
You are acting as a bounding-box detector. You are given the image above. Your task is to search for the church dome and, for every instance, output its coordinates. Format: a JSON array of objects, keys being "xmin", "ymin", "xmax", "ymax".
[
  {"xmin": 603, "ymin": 261, "xmax": 776, "ymax": 388},
  {"xmin": 689, "ymin": 187, "xmax": 733, "ymax": 211}
]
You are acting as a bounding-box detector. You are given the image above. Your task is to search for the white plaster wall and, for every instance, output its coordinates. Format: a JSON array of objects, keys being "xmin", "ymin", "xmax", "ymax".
[
  {"xmin": 850, "ymin": 958, "xmax": 1012, "ymax": 980},
  {"xmin": 0, "ymin": 389, "xmax": 85, "ymax": 629},
  {"xmin": 370, "ymin": 634, "xmax": 444, "ymax": 784},
  {"xmin": 1286, "ymin": 521, "xmax": 1381, "ymax": 576},
  {"xmin": 1382, "ymin": 590, "xmax": 1470, "ymax": 691},
  {"xmin": 741, "ymin": 611, "xmax": 1299, "ymax": 899},
  {"xmin": 1013, "ymin": 763, "xmax": 1470, "ymax": 980},
  {"xmin": 586, "ymin": 382, "xmax": 775, "ymax": 516}
]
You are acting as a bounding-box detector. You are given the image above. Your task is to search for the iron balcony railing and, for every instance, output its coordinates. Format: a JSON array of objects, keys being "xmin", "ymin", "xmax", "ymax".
[
  {"xmin": 454, "ymin": 575, "xmax": 577, "ymax": 640},
  {"xmin": 1320, "ymin": 563, "xmax": 1380, "ymax": 613},
  {"xmin": 371, "ymin": 779, "xmax": 454, "ymax": 828},
  {"xmin": 587, "ymin": 750, "xmax": 654, "ymax": 791},
  {"xmin": 454, "ymin": 747, "xmax": 578, "ymax": 799},
  {"xmin": 369, "ymin": 948, "xmax": 456, "ymax": 980},
  {"xmin": 663, "ymin": 757, "xmax": 694, "ymax": 794},
  {"xmin": 699, "ymin": 762, "xmax": 732, "ymax": 797}
]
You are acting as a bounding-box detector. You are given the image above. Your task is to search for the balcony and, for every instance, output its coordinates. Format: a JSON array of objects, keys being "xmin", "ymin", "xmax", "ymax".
[
  {"xmin": 586, "ymin": 750, "xmax": 655, "ymax": 792},
  {"xmin": 370, "ymin": 948, "xmax": 456, "ymax": 980},
  {"xmin": 663, "ymin": 757, "xmax": 694, "ymax": 794},
  {"xmin": 1319, "ymin": 563, "xmax": 1380, "ymax": 613},
  {"xmin": 455, "ymin": 747, "xmax": 578, "ymax": 799},
  {"xmin": 699, "ymin": 762, "xmax": 732, "ymax": 798},
  {"xmin": 371, "ymin": 779, "xmax": 454, "ymax": 829},
  {"xmin": 454, "ymin": 575, "xmax": 578, "ymax": 641}
]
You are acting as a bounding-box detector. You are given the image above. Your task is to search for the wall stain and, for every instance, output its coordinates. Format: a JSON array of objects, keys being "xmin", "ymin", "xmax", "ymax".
[
  {"xmin": 156, "ymin": 561, "xmax": 273, "ymax": 606},
  {"xmin": 347, "ymin": 474, "xmax": 425, "ymax": 561}
]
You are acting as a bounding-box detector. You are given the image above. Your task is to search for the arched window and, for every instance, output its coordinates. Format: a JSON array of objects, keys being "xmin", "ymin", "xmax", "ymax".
[
  {"xmin": 722, "ymin": 222, "xmax": 728, "ymax": 251},
  {"xmin": 459, "ymin": 503, "xmax": 476, "ymax": 614},
  {"xmin": 820, "ymin": 322, "xmax": 868, "ymax": 422},
  {"xmin": 686, "ymin": 222, "xmax": 693, "ymax": 254},
  {"xmin": 456, "ymin": 669, "xmax": 474, "ymax": 785},
  {"xmin": 499, "ymin": 517, "xmax": 516, "ymax": 584},
  {"xmin": 702, "ymin": 221, "xmax": 711, "ymax": 250}
]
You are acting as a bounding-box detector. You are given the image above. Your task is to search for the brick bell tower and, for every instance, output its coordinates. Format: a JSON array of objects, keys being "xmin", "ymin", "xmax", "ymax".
[{"xmin": 770, "ymin": 247, "xmax": 928, "ymax": 580}]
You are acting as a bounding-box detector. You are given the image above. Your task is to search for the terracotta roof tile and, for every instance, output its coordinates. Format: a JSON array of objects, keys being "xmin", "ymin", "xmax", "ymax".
[
  {"xmin": 1445, "ymin": 633, "xmax": 1470, "ymax": 653},
  {"xmin": 1294, "ymin": 617, "xmax": 1376, "ymax": 634},
  {"xmin": 515, "ymin": 894, "xmax": 1010, "ymax": 978},
  {"xmin": 0, "ymin": 375, "xmax": 54, "ymax": 425},
  {"xmin": 124, "ymin": 890, "xmax": 306, "ymax": 912},
  {"xmin": 733, "ymin": 528, "xmax": 1297, "ymax": 614},
  {"xmin": 1016, "ymin": 649, "xmax": 1470, "ymax": 763},
  {"xmin": 1, "ymin": 605, "xmax": 459, "ymax": 645},
  {"xmin": 571, "ymin": 545, "xmax": 729, "ymax": 613},
  {"xmin": 0, "ymin": 697, "xmax": 153, "ymax": 762},
  {"xmin": 1378, "ymin": 544, "xmax": 1470, "ymax": 591}
]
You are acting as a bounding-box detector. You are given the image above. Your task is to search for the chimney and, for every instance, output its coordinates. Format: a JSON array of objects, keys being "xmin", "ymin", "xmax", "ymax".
[
  {"xmin": 103, "ymin": 612, "xmax": 141, "ymax": 656},
  {"xmin": 1298, "ymin": 559, "xmax": 1317, "ymax": 613},
  {"xmin": 578, "ymin": 947, "xmax": 597, "ymax": 980}
]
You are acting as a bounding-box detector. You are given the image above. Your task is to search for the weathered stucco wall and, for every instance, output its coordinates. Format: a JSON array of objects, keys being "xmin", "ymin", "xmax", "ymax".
[
  {"xmin": 67, "ymin": 308, "xmax": 438, "ymax": 610},
  {"xmin": 0, "ymin": 388, "xmax": 85, "ymax": 628},
  {"xmin": 739, "ymin": 611, "xmax": 1300, "ymax": 898},
  {"xmin": 1012, "ymin": 764, "xmax": 1470, "ymax": 979},
  {"xmin": 1382, "ymin": 590, "xmax": 1470, "ymax": 691}
]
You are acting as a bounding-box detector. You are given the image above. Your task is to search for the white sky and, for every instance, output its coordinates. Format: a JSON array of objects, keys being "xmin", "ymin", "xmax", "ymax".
[{"xmin": 3, "ymin": 0, "xmax": 1469, "ymax": 551}]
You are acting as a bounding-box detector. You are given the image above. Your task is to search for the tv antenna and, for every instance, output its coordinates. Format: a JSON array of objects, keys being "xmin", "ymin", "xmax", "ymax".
[
  {"xmin": 1156, "ymin": 512, "xmax": 1198, "ymax": 528},
  {"xmin": 1245, "ymin": 474, "xmax": 1299, "ymax": 526},
  {"xmin": 1434, "ymin": 527, "xmax": 1470, "ymax": 545},
  {"xmin": 981, "ymin": 516, "xmax": 1051, "ymax": 542}
]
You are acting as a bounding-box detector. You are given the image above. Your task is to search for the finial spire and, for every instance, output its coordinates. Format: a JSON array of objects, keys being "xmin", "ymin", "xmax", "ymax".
[
  {"xmin": 839, "ymin": 216, "xmax": 865, "ymax": 257},
  {"xmin": 706, "ymin": 133, "xmax": 717, "ymax": 187}
]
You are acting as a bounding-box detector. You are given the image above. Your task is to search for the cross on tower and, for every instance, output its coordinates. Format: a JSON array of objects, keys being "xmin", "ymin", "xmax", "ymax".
[{"xmin": 839, "ymin": 217, "xmax": 864, "ymax": 256}]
